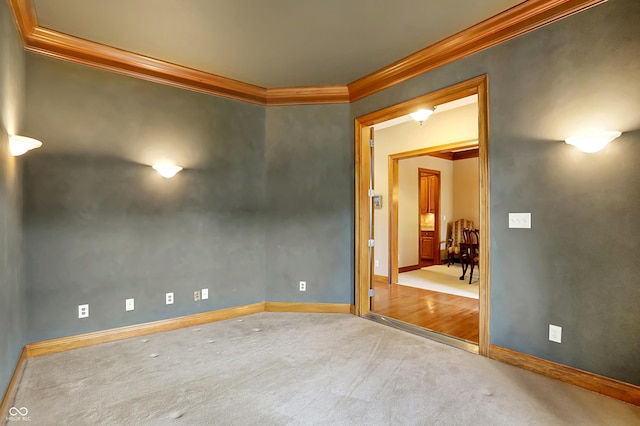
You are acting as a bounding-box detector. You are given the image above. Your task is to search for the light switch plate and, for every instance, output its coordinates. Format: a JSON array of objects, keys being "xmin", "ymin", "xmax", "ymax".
[
  {"xmin": 125, "ymin": 298, "xmax": 134, "ymax": 311},
  {"xmin": 509, "ymin": 213, "xmax": 531, "ymax": 228},
  {"xmin": 202, "ymin": 288, "xmax": 209, "ymax": 300}
]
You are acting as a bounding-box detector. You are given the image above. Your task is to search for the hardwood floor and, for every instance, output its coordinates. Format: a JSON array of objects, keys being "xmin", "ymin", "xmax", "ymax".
[{"xmin": 372, "ymin": 277, "xmax": 479, "ymax": 344}]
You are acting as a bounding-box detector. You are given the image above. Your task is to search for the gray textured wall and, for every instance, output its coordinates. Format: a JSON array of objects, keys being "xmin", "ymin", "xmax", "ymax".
[
  {"xmin": 265, "ymin": 105, "xmax": 353, "ymax": 303},
  {"xmin": 23, "ymin": 55, "xmax": 266, "ymax": 342},
  {"xmin": 9, "ymin": 0, "xmax": 640, "ymax": 391},
  {"xmin": 352, "ymin": 0, "xmax": 640, "ymax": 385},
  {"xmin": 0, "ymin": 0, "xmax": 26, "ymax": 398},
  {"xmin": 21, "ymin": 55, "xmax": 356, "ymax": 346}
]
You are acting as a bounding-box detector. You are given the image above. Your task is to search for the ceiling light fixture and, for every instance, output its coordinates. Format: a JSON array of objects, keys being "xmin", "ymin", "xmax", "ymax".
[
  {"xmin": 409, "ymin": 108, "xmax": 435, "ymax": 125},
  {"xmin": 9, "ymin": 135, "xmax": 43, "ymax": 156},
  {"xmin": 152, "ymin": 164, "xmax": 183, "ymax": 178},
  {"xmin": 565, "ymin": 131, "xmax": 622, "ymax": 153}
]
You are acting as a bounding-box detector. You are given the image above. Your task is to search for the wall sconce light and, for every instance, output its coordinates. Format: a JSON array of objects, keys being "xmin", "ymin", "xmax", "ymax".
[
  {"xmin": 152, "ymin": 164, "xmax": 183, "ymax": 178},
  {"xmin": 409, "ymin": 108, "xmax": 435, "ymax": 126},
  {"xmin": 9, "ymin": 135, "xmax": 43, "ymax": 156},
  {"xmin": 565, "ymin": 131, "xmax": 622, "ymax": 153}
]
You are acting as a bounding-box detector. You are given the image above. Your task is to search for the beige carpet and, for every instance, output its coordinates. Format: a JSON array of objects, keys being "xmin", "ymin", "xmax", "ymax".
[
  {"xmin": 9, "ymin": 313, "xmax": 640, "ymax": 425},
  {"xmin": 398, "ymin": 264, "xmax": 479, "ymax": 299}
]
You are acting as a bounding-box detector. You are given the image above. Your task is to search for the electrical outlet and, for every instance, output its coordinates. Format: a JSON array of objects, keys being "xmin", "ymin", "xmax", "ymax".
[
  {"xmin": 194, "ymin": 290, "xmax": 201, "ymax": 301},
  {"xmin": 166, "ymin": 292, "xmax": 174, "ymax": 305},
  {"xmin": 509, "ymin": 212, "xmax": 532, "ymax": 229},
  {"xmin": 299, "ymin": 281, "xmax": 306, "ymax": 292},
  {"xmin": 78, "ymin": 304, "xmax": 89, "ymax": 319},
  {"xmin": 202, "ymin": 288, "xmax": 209, "ymax": 300},
  {"xmin": 125, "ymin": 298, "xmax": 135, "ymax": 311},
  {"xmin": 549, "ymin": 324, "xmax": 562, "ymax": 343}
]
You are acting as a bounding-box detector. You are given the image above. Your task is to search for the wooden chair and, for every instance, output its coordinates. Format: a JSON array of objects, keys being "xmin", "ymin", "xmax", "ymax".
[
  {"xmin": 446, "ymin": 219, "xmax": 474, "ymax": 266},
  {"xmin": 459, "ymin": 228, "xmax": 479, "ymax": 284}
]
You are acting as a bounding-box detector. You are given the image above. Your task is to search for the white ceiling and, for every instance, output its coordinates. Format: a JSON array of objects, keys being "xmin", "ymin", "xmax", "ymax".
[
  {"xmin": 373, "ymin": 95, "xmax": 478, "ymax": 130},
  {"xmin": 32, "ymin": 0, "xmax": 524, "ymax": 88}
]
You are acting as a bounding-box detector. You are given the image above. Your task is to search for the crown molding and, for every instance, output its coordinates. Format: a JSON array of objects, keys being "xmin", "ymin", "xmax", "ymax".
[
  {"xmin": 425, "ymin": 147, "xmax": 480, "ymax": 161},
  {"xmin": 9, "ymin": 0, "xmax": 605, "ymax": 106},
  {"xmin": 266, "ymin": 86, "xmax": 350, "ymax": 106},
  {"xmin": 347, "ymin": 0, "xmax": 606, "ymax": 102},
  {"xmin": 8, "ymin": 0, "xmax": 268, "ymax": 105},
  {"xmin": 28, "ymin": 26, "xmax": 268, "ymax": 104},
  {"xmin": 7, "ymin": 0, "xmax": 35, "ymax": 45}
]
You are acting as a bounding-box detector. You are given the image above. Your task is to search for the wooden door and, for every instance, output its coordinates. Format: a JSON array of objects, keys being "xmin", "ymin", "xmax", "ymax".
[
  {"xmin": 427, "ymin": 175, "xmax": 438, "ymax": 212},
  {"xmin": 419, "ymin": 169, "xmax": 440, "ymax": 267}
]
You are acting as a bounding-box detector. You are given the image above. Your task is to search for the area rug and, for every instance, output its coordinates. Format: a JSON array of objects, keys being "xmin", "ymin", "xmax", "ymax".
[{"xmin": 398, "ymin": 264, "xmax": 479, "ymax": 299}]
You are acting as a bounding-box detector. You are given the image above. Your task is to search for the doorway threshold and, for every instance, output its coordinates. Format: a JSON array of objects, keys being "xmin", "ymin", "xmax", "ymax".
[{"xmin": 365, "ymin": 312, "xmax": 479, "ymax": 354}]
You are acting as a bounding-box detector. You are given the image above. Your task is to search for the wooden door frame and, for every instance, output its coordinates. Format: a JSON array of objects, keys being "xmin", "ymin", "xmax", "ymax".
[{"xmin": 354, "ymin": 74, "xmax": 491, "ymax": 356}]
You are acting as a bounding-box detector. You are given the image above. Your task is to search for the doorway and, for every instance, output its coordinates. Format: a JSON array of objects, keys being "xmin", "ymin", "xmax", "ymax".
[
  {"xmin": 355, "ymin": 75, "xmax": 490, "ymax": 355},
  {"xmin": 384, "ymin": 143, "xmax": 480, "ymax": 345}
]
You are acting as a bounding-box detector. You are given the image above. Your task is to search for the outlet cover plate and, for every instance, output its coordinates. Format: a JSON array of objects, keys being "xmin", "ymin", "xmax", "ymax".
[
  {"xmin": 125, "ymin": 298, "xmax": 135, "ymax": 311},
  {"xmin": 549, "ymin": 324, "xmax": 562, "ymax": 343},
  {"xmin": 78, "ymin": 304, "xmax": 89, "ymax": 318},
  {"xmin": 299, "ymin": 281, "xmax": 306, "ymax": 291},
  {"xmin": 166, "ymin": 292, "xmax": 174, "ymax": 305}
]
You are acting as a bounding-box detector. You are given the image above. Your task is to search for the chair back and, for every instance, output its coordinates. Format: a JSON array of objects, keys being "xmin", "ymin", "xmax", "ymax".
[
  {"xmin": 463, "ymin": 228, "xmax": 479, "ymax": 245},
  {"xmin": 451, "ymin": 219, "xmax": 474, "ymax": 247}
]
